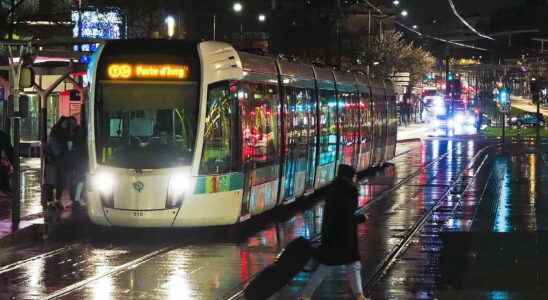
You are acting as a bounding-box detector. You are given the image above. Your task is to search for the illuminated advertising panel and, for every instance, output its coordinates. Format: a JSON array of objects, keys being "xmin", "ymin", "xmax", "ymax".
[{"xmin": 72, "ymin": 8, "xmax": 124, "ymax": 39}]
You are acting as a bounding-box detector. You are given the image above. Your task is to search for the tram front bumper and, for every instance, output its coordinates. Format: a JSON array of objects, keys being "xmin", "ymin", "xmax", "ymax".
[
  {"xmin": 86, "ymin": 191, "xmax": 179, "ymax": 227},
  {"xmin": 102, "ymin": 207, "xmax": 180, "ymax": 227}
]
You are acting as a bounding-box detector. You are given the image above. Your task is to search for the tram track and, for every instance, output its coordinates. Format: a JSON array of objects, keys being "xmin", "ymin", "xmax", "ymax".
[
  {"xmin": 0, "ymin": 243, "xmax": 83, "ymax": 275},
  {"xmin": 11, "ymin": 141, "xmax": 460, "ymax": 300},
  {"xmin": 37, "ymin": 143, "xmax": 444, "ymax": 300},
  {"xmin": 225, "ymin": 145, "xmax": 461, "ymax": 300},
  {"xmin": 44, "ymin": 243, "xmax": 179, "ymax": 299},
  {"xmin": 362, "ymin": 144, "xmax": 494, "ymax": 295}
]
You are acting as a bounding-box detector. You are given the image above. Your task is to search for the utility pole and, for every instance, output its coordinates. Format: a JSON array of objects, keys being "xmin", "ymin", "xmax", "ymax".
[
  {"xmin": 536, "ymin": 82, "xmax": 541, "ymax": 142},
  {"xmin": 5, "ymin": 43, "xmax": 28, "ymax": 230},
  {"xmin": 336, "ymin": 0, "xmax": 343, "ymax": 69},
  {"xmin": 445, "ymin": 47, "xmax": 451, "ymax": 117},
  {"xmin": 9, "ymin": 0, "xmax": 15, "ymax": 40}
]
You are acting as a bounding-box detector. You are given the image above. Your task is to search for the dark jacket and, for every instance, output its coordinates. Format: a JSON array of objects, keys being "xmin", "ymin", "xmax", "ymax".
[{"xmin": 318, "ymin": 177, "xmax": 362, "ymax": 265}]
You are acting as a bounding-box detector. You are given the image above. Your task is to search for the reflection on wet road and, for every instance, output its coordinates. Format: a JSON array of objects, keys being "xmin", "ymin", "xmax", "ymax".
[
  {"xmin": 3, "ymin": 139, "xmax": 526, "ymax": 300},
  {"xmin": 369, "ymin": 142, "xmax": 548, "ymax": 300}
]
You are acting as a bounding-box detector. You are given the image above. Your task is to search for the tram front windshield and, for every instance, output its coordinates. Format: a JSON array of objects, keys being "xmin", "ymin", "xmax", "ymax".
[{"xmin": 96, "ymin": 81, "xmax": 198, "ymax": 169}]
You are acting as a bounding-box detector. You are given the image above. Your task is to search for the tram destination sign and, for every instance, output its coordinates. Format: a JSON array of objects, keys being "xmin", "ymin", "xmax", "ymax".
[{"xmin": 107, "ymin": 63, "xmax": 190, "ymax": 80}]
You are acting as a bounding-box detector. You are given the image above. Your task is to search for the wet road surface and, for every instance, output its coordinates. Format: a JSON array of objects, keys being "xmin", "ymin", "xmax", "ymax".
[
  {"xmin": 368, "ymin": 142, "xmax": 548, "ymax": 300},
  {"xmin": 5, "ymin": 138, "xmax": 539, "ymax": 300}
]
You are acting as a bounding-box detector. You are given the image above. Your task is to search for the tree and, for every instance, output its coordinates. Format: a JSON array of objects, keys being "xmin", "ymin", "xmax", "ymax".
[{"xmin": 354, "ymin": 30, "xmax": 435, "ymax": 85}]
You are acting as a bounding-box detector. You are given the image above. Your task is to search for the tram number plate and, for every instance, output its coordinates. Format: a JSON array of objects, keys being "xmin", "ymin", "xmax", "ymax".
[{"xmin": 133, "ymin": 212, "xmax": 144, "ymax": 217}]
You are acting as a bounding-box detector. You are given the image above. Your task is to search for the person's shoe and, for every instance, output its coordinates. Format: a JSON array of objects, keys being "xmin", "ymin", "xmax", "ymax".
[
  {"xmin": 298, "ymin": 297, "xmax": 311, "ymax": 300},
  {"xmin": 356, "ymin": 294, "xmax": 369, "ymax": 300}
]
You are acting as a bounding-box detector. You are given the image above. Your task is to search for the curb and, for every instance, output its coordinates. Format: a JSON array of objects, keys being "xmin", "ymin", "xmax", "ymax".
[
  {"xmin": 397, "ymin": 138, "xmax": 422, "ymax": 143},
  {"xmin": 0, "ymin": 223, "xmax": 44, "ymax": 249}
]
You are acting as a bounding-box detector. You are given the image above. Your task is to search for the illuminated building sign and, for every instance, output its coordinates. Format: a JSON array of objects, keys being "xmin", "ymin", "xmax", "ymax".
[{"xmin": 107, "ymin": 64, "xmax": 190, "ymax": 80}]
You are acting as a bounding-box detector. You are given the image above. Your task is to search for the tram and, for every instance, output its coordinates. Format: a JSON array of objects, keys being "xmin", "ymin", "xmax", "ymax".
[{"xmin": 85, "ymin": 40, "xmax": 397, "ymax": 227}]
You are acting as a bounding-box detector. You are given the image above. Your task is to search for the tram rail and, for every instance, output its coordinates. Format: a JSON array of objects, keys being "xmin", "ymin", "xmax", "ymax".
[
  {"xmin": 362, "ymin": 144, "xmax": 493, "ymax": 295},
  {"xmin": 2, "ymin": 140, "xmax": 463, "ymax": 300},
  {"xmin": 225, "ymin": 144, "xmax": 463, "ymax": 300}
]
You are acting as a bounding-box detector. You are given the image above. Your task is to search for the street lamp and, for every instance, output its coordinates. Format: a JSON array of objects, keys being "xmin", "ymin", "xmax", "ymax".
[
  {"xmin": 233, "ymin": 2, "xmax": 243, "ymax": 13},
  {"xmin": 393, "ymin": 0, "xmax": 400, "ymax": 5},
  {"xmin": 412, "ymin": 25, "xmax": 418, "ymax": 29},
  {"xmin": 258, "ymin": 14, "xmax": 266, "ymax": 22},
  {"xmin": 165, "ymin": 16, "xmax": 175, "ymax": 38},
  {"xmin": 233, "ymin": 2, "xmax": 244, "ymax": 41},
  {"xmin": 401, "ymin": 10, "xmax": 408, "ymax": 17}
]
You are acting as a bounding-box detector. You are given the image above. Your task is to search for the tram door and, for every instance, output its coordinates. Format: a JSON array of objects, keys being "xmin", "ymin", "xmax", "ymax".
[
  {"xmin": 281, "ymin": 86, "xmax": 315, "ymax": 201},
  {"xmin": 239, "ymin": 81, "xmax": 281, "ymax": 216},
  {"xmin": 315, "ymin": 88, "xmax": 338, "ymax": 188},
  {"xmin": 371, "ymin": 88, "xmax": 388, "ymax": 165},
  {"xmin": 357, "ymin": 88, "xmax": 373, "ymax": 171},
  {"xmin": 336, "ymin": 89, "xmax": 360, "ymax": 169},
  {"xmin": 384, "ymin": 89, "xmax": 397, "ymax": 161}
]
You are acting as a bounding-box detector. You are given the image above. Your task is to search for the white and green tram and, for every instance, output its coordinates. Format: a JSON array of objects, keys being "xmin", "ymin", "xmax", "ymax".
[{"xmin": 85, "ymin": 40, "xmax": 397, "ymax": 227}]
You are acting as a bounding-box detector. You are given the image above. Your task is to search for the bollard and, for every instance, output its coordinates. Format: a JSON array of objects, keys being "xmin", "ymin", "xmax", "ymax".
[{"xmin": 11, "ymin": 117, "xmax": 20, "ymax": 230}]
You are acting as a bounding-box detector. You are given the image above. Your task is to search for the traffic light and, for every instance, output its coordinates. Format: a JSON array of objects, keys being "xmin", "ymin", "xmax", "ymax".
[
  {"xmin": 448, "ymin": 73, "xmax": 454, "ymax": 81},
  {"xmin": 499, "ymin": 88, "xmax": 509, "ymax": 106}
]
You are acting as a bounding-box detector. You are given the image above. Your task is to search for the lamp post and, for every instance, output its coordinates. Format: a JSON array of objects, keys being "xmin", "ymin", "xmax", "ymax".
[
  {"xmin": 213, "ymin": 14, "xmax": 216, "ymax": 40},
  {"xmin": 233, "ymin": 2, "xmax": 243, "ymax": 40}
]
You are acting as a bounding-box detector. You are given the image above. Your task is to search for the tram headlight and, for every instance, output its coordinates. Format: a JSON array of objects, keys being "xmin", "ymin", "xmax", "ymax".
[
  {"xmin": 91, "ymin": 171, "xmax": 116, "ymax": 208},
  {"xmin": 166, "ymin": 173, "xmax": 190, "ymax": 208},
  {"xmin": 92, "ymin": 171, "xmax": 115, "ymax": 195}
]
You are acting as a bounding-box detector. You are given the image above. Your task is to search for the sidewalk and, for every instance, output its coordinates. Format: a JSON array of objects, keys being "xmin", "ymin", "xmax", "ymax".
[
  {"xmin": 511, "ymin": 95, "xmax": 548, "ymax": 116},
  {"xmin": 0, "ymin": 158, "xmax": 44, "ymax": 244},
  {"xmin": 397, "ymin": 121, "xmax": 430, "ymax": 142}
]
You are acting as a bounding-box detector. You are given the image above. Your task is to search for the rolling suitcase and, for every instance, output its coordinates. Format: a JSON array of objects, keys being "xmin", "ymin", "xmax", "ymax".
[{"xmin": 243, "ymin": 236, "xmax": 313, "ymax": 300}]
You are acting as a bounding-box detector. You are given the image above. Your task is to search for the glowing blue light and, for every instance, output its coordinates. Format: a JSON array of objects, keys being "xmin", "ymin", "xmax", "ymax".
[{"xmin": 493, "ymin": 158, "xmax": 511, "ymax": 233}]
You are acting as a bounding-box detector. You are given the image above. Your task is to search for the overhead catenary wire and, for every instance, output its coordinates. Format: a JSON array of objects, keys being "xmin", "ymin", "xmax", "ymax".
[
  {"xmin": 359, "ymin": 0, "xmax": 487, "ymax": 51},
  {"xmin": 447, "ymin": 0, "xmax": 495, "ymax": 41}
]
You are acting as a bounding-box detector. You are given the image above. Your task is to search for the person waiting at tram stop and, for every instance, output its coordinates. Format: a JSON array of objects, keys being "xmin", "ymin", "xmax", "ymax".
[
  {"xmin": 299, "ymin": 164, "xmax": 368, "ymax": 300},
  {"xmin": 46, "ymin": 116, "xmax": 84, "ymax": 209}
]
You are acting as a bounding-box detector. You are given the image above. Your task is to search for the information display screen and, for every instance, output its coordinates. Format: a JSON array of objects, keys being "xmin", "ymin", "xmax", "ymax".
[{"xmin": 106, "ymin": 64, "xmax": 190, "ymax": 80}]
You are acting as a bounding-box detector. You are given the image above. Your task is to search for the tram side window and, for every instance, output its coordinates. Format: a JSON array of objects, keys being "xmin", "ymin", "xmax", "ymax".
[
  {"xmin": 318, "ymin": 89, "xmax": 337, "ymax": 165},
  {"xmin": 285, "ymin": 86, "xmax": 313, "ymax": 159},
  {"xmin": 239, "ymin": 81, "xmax": 279, "ymax": 168},
  {"xmin": 200, "ymin": 82, "xmax": 239, "ymax": 174}
]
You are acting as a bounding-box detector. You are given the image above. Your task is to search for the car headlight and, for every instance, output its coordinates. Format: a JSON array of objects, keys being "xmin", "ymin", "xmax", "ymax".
[
  {"xmin": 433, "ymin": 97, "xmax": 443, "ymax": 106},
  {"xmin": 455, "ymin": 114, "xmax": 465, "ymax": 124},
  {"xmin": 92, "ymin": 171, "xmax": 115, "ymax": 195},
  {"xmin": 166, "ymin": 173, "xmax": 191, "ymax": 208},
  {"xmin": 466, "ymin": 116, "xmax": 475, "ymax": 124},
  {"xmin": 510, "ymin": 117, "xmax": 517, "ymax": 122},
  {"xmin": 434, "ymin": 106, "xmax": 445, "ymax": 115}
]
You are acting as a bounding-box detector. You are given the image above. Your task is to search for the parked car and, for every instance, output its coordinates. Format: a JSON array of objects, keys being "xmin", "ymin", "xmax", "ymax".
[{"xmin": 509, "ymin": 113, "xmax": 545, "ymax": 127}]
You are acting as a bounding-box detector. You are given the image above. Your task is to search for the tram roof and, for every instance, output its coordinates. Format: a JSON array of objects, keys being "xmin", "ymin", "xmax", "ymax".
[{"xmin": 238, "ymin": 51, "xmax": 277, "ymax": 76}]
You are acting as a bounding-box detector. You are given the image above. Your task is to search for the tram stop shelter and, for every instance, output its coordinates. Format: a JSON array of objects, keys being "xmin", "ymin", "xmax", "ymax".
[{"xmin": 1, "ymin": 39, "xmax": 96, "ymax": 233}]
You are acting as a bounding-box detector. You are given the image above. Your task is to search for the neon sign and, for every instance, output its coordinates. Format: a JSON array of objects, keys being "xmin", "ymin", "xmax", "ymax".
[{"xmin": 107, "ymin": 64, "xmax": 189, "ymax": 80}]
